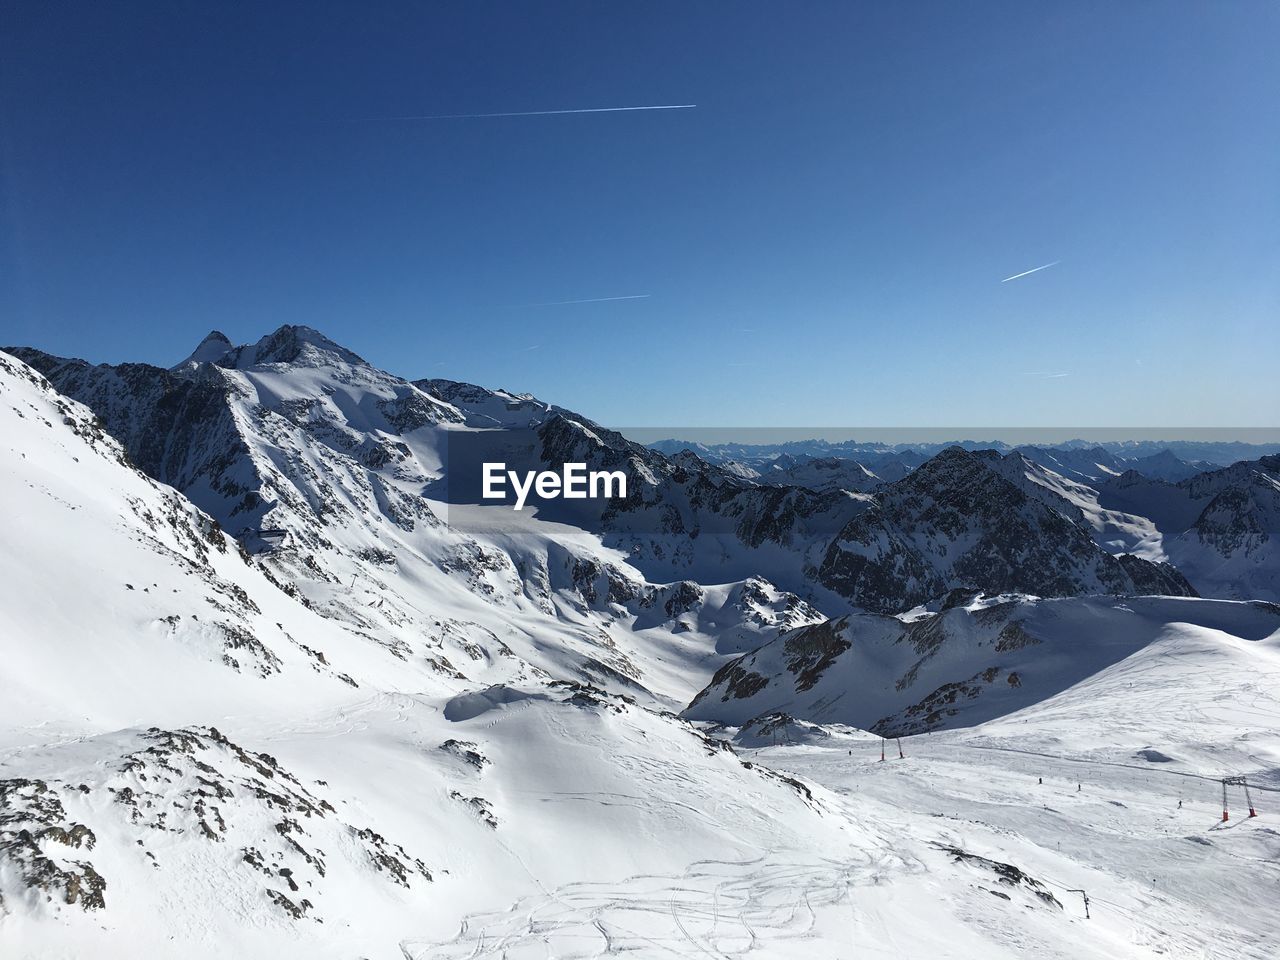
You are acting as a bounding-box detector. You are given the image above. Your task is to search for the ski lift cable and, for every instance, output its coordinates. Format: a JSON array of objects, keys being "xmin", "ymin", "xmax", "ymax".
[{"xmin": 953, "ymin": 742, "xmax": 1280, "ymax": 794}]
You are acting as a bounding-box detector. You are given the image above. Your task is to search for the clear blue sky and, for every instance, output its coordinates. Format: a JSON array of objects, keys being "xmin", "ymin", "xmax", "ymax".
[{"xmin": 2, "ymin": 2, "xmax": 1277, "ymax": 427}]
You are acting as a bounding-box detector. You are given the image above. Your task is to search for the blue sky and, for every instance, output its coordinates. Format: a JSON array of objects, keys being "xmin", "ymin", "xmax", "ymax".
[{"xmin": 2, "ymin": 2, "xmax": 1277, "ymax": 427}]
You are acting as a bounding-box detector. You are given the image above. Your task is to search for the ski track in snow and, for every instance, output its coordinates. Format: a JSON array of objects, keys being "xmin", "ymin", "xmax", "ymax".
[{"xmin": 406, "ymin": 855, "xmax": 871, "ymax": 959}]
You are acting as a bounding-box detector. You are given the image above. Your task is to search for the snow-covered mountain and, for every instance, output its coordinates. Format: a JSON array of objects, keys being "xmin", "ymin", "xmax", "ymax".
[
  {"xmin": 0, "ymin": 350, "xmax": 389, "ymax": 727},
  {"xmin": 15, "ymin": 327, "xmax": 1187, "ymax": 624},
  {"xmin": 1012, "ymin": 444, "xmax": 1124, "ymax": 483},
  {"xmin": 4, "ymin": 329, "xmax": 1279, "ymax": 959},
  {"xmin": 1096, "ymin": 457, "xmax": 1280, "ymax": 601},
  {"xmin": 815, "ymin": 447, "xmax": 1193, "ymax": 613},
  {"xmin": 1011, "ymin": 446, "xmax": 1213, "ymax": 485},
  {"xmin": 10, "ymin": 330, "xmax": 831, "ymax": 708},
  {"xmin": 0, "ymin": 348, "xmax": 844, "ymax": 954},
  {"xmin": 1165, "ymin": 457, "xmax": 1280, "ymax": 602},
  {"xmin": 685, "ymin": 593, "xmax": 1280, "ymax": 734},
  {"xmin": 0, "ymin": 349, "xmax": 454, "ymax": 941},
  {"xmin": 758, "ymin": 455, "xmax": 886, "ymax": 493},
  {"xmin": 1123, "ymin": 449, "xmax": 1218, "ymax": 482},
  {"xmin": 988, "ymin": 451, "xmax": 1164, "ymax": 556},
  {"xmin": 1096, "ymin": 470, "xmax": 1208, "ymax": 533}
]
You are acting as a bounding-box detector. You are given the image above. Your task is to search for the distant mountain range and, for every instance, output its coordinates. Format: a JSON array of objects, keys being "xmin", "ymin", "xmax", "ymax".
[{"xmin": 649, "ymin": 436, "xmax": 1275, "ymax": 479}]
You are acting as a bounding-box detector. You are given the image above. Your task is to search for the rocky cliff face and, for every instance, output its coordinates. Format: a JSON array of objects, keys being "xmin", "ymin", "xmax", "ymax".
[
  {"xmin": 1094, "ymin": 455, "xmax": 1280, "ymax": 601},
  {"xmin": 816, "ymin": 447, "xmax": 1193, "ymax": 613},
  {"xmin": 1166, "ymin": 456, "xmax": 1280, "ymax": 601}
]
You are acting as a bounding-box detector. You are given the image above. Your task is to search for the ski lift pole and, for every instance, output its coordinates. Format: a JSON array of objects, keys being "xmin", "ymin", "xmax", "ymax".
[
  {"xmin": 1224, "ymin": 775, "xmax": 1257, "ymax": 819},
  {"xmin": 1066, "ymin": 888, "xmax": 1090, "ymax": 919}
]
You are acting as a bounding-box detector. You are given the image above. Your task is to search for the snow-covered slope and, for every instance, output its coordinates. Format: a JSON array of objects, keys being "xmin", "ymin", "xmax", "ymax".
[
  {"xmin": 0, "ymin": 350, "xmax": 400, "ymax": 735},
  {"xmin": 1013, "ymin": 444, "xmax": 1124, "ymax": 482},
  {"xmin": 729, "ymin": 613, "xmax": 1280, "ymax": 960},
  {"xmin": 1097, "ymin": 469, "xmax": 1208, "ymax": 532},
  {"xmin": 989, "ymin": 452, "xmax": 1165, "ymax": 557},
  {"xmin": 0, "ymin": 349, "xmax": 459, "ymax": 946},
  {"xmin": 1097, "ymin": 457, "xmax": 1280, "ymax": 601},
  {"xmin": 685, "ymin": 593, "xmax": 1280, "ymax": 735}
]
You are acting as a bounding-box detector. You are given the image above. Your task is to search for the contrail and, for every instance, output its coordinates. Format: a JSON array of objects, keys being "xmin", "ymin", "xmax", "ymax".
[
  {"xmin": 1001, "ymin": 260, "xmax": 1061, "ymax": 283},
  {"xmin": 354, "ymin": 104, "xmax": 695, "ymax": 121},
  {"xmin": 521, "ymin": 294, "xmax": 651, "ymax": 307}
]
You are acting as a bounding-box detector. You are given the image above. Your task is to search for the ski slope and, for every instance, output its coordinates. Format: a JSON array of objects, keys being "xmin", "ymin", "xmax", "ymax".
[{"xmin": 732, "ymin": 618, "xmax": 1280, "ymax": 960}]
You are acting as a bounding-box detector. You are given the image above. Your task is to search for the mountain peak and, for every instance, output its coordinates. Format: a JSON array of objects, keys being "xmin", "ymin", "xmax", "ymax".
[
  {"xmin": 216, "ymin": 325, "xmax": 368, "ymax": 370},
  {"xmin": 892, "ymin": 445, "xmax": 1016, "ymax": 501},
  {"xmin": 924, "ymin": 445, "xmax": 998, "ymax": 468},
  {"xmin": 172, "ymin": 329, "xmax": 233, "ymax": 369}
]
